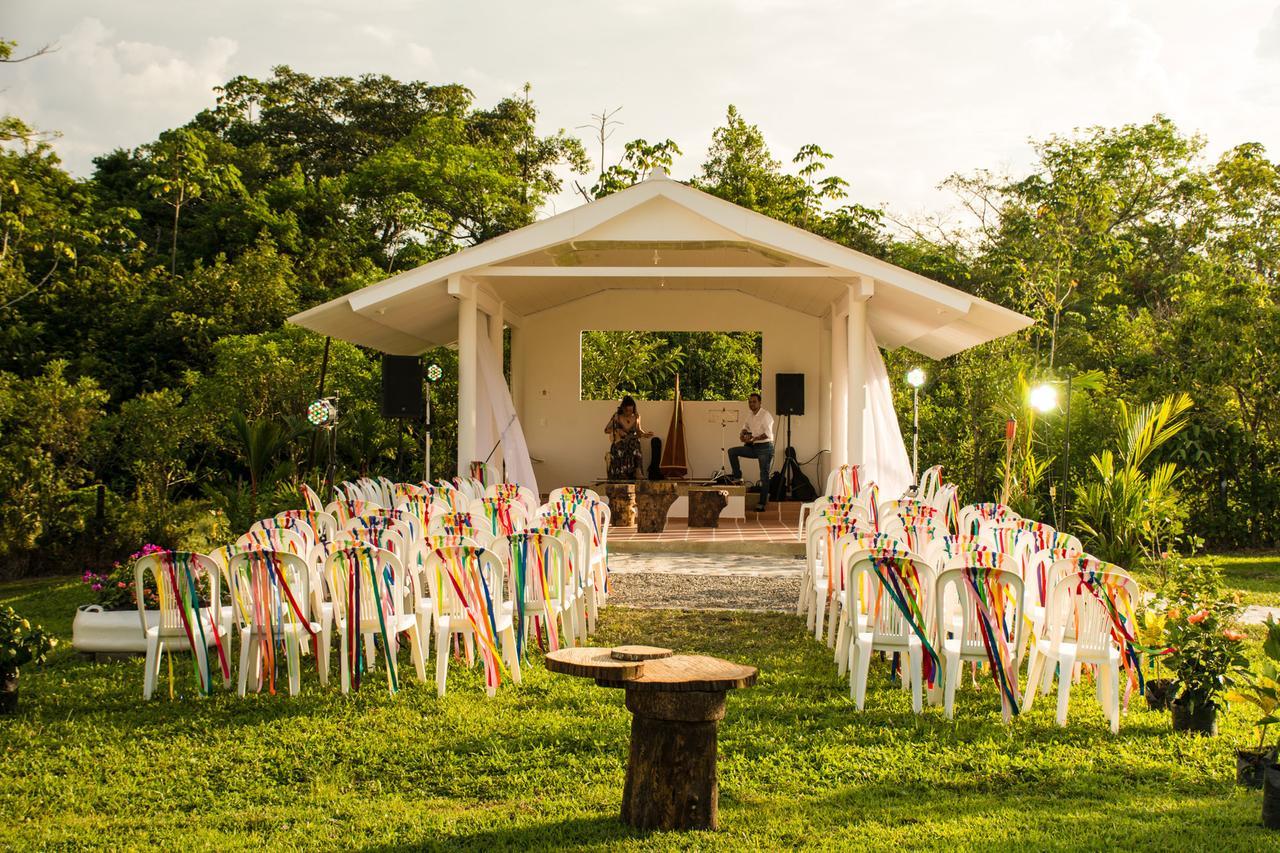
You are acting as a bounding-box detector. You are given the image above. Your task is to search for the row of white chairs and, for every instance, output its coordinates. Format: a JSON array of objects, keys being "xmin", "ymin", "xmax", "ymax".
[{"xmin": 137, "ymin": 485, "xmax": 612, "ymax": 700}]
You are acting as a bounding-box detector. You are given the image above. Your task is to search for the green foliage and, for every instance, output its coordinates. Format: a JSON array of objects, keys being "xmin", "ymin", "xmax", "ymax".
[
  {"xmin": 0, "ymin": 362, "xmax": 107, "ymax": 573},
  {"xmin": 591, "ymin": 137, "xmax": 682, "ymax": 198},
  {"xmin": 1226, "ymin": 617, "xmax": 1280, "ymax": 751},
  {"xmin": 580, "ymin": 331, "xmax": 761, "ymax": 401},
  {"xmin": 1074, "ymin": 392, "xmax": 1194, "ymax": 567},
  {"xmin": 0, "ymin": 604, "xmax": 54, "ymax": 678}
]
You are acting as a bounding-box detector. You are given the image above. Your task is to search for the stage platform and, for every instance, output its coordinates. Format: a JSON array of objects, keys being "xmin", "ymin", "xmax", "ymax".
[{"xmin": 608, "ymin": 501, "xmax": 804, "ymax": 556}]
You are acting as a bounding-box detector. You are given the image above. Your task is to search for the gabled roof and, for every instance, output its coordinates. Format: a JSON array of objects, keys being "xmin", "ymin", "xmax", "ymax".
[{"xmin": 289, "ymin": 171, "xmax": 1033, "ymax": 358}]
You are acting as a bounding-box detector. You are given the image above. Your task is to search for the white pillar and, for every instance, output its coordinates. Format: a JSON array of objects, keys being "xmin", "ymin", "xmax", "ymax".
[
  {"xmin": 488, "ymin": 301, "xmax": 504, "ymax": 368},
  {"xmin": 817, "ymin": 313, "xmax": 831, "ymax": 481},
  {"xmin": 830, "ymin": 308, "xmax": 848, "ymax": 471},
  {"xmin": 455, "ymin": 277, "xmax": 478, "ymax": 475},
  {"xmin": 847, "ymin": 290, "xmax": 868, "ymax": 469}
]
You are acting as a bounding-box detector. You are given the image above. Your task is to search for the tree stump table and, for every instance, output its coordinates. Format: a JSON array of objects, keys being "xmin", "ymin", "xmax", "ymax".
[
  {"xmin": 545, "ymin": 645, "xmax": 758, "ymax": 831},
  {"xmin": 687, "ymin": 488, "xmax": 728, "ymax": 528},
  {"xmin": 603, "ymin": 483, "xmax": 637, "ymax": 527},
  {"xmin": 635, "ymin": 481, "xmax": 681, "ymax": 533}
]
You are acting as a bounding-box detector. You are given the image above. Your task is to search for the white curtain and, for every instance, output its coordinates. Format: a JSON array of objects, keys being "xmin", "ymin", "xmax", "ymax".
[
  {"xmin": 861, "ymin": 329, "xmax": 913, "ymax": 499},
  {"xmin": 475, "ymin": 325, "xmax": 539, "ymax": 496}
]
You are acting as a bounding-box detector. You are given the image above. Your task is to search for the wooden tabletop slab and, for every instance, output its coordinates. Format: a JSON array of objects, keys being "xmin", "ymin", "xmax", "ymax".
[
  {"xmin": 602, "ymin": 654, "xmax": 757, "ymax": 693},
  {"xmin": 610, "ymin": 645, "xmax": 673, "ymax": 662},
  {"xmin": 545, "ymin": 647, "xmax": 645, "ymax": 680}
]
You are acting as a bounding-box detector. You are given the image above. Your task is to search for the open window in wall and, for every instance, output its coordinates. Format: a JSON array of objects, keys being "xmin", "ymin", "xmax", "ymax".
[{"xmin": 580, "ymin": 331, "xmax": 763, "ymax": 401}]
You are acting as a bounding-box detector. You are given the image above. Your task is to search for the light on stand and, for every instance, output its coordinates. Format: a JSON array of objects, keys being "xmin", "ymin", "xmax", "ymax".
[
  {"xmin": 906, "ymin": 368, "xmax": 926, "ymax": 487},
  {"xmin": 1030, "ymin": 383, "xmax": 1059, "ymax": 414},
  {"xmin": 307, "ymin": 397, "xmax": 338, "ymax": 427}
]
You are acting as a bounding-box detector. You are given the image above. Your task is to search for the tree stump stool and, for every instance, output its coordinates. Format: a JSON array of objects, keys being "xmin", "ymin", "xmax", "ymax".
[
  {"xmin": 545, "ymin": 646, "xmax": 758, "ymax": 831},
  {"xmin": 688, "ymin": 488, "xmax": 728, "ymax": 528},
  {"xmin": 635, "ymin": 481, "xmax": 681, "ymax": 533},
  {"xmin": 604, "ymin": 483, "xmax": 637, "ymax": 527}
]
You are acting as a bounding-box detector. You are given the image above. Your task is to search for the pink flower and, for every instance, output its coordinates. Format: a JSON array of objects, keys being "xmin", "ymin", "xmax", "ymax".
[
  {"xmin": 1224, "ymin": 630, "xmax": 1245, "ymax": 641},
  {"xmin": 91, "ymin": 583, "xmax": 102, "ymax": 591},
  {"xmin": 1188, "ymin": 609, "xmax": 1209, "ymax": 624}
]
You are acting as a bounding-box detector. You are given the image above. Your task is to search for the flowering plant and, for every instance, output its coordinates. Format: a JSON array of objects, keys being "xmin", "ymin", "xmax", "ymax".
[
  {"xmin": 1162, "ymin": 561, "xmax": 1248, "ymax": 711},
  {"xmin": 0, "ymin": 606, "xmax": 56, "ymax": 680},
  {"xmin": 81, "ymin": 544, "xmax": 166, "ymax": 611},
  {"xmin": 1226, "ymin": 617, "xmax": 1280, "ymax": 754}
]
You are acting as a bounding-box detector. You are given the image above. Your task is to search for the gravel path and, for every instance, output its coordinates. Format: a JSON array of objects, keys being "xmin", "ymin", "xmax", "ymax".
[{"xmin": 606, "ymin": 552, "xmax": 802, "ymax": 612}]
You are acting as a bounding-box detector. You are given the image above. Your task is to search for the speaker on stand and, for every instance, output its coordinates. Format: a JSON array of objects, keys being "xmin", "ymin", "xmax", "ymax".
[{"xmin": 771, "ymin": 373, "xmax": 813, "ymax": 502}]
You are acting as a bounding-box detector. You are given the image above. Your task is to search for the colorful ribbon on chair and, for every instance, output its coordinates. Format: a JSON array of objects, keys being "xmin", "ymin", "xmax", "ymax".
[
  {"xmin": 870, "ymin": 551, "xmax": 942, "ymax": 688},
  {"xmin": 509, "ymin": 533, "xmax": 560, "ymax": 658},
  {"xmin": 960, "ymin": 558, "xmax": 1022, "ymax": 718},
  {"xmin": 157, "ymin": 552, "xmax": 230, "ymax": 697},
  {"xmin": 1072, "ymin": 564, "xmax": 1169, "ymax": 699},
  {"xmin": 243, "ymin": 551, "xmax": 318, "ymax": 696},
  {"xmin": 332, "ymin": 548, "xmax": 399, "ymax": 694},
  {"xmin": 434, "ymin": 547, "xmax": 508, "ymax": 691}
]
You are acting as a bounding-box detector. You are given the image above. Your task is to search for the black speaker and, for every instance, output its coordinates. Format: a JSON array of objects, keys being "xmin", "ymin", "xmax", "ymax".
[
  {"xmin": 381, "ymin": 355, "xmax": 424, "ymax": 418},
  {"xmin": 776, "ymin": 372, "xmax": 805, "ymax": 416}
]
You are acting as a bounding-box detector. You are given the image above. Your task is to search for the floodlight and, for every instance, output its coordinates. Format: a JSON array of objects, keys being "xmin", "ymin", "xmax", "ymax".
[
  {"xmin": 1029, "ymin": 383, "xmax": 1059, "ymax": 414},
  {"xmin": 906, "ymin": 368, "xmax": 926, "ymax": 389},
  {"xmin": 426, "ymin": 363, "xmax": 443, "ymax": 383},
  {"xmin": 307, "ymin": 398, "xmax": 338, "ymax": 427}
]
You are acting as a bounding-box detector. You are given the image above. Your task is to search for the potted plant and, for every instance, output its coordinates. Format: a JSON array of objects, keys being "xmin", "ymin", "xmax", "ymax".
[
  {"xmin": 1137, "ymin": 605, "xmax": 1175, "ymax": 711},
  {"xmin": 1162, "ymin": 562, "xmax": 1248, "ymax": 735},
  {"xmin": 0, "ymin": 606, "xmax": 56, "ymax": 714},
  {"xmin": 1226, "ymin": 617, "xmax": 1280, "ymax": 792}
]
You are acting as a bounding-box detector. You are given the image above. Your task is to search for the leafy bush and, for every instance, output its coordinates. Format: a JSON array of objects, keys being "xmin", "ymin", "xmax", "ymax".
[
  {"xmin": 80, "ymin": 544, "xmax": 165, "ymax": 611},
  {"xmin": 1226, "ymin": 617, "xmax": 1280, "ymax": 753},
  {"xmin": 1161, "ymin": 560, "xmax": 1248, "ymax": 711},
  {"xmin": 0, "ymin": 606, "xmax": 56, "ymax": 679}
]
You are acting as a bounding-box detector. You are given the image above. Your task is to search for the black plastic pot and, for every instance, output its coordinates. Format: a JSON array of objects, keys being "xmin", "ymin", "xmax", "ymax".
[
  {"xmin": 1238, "ymin": 748, "xmax": 1274, "ymax": 789},
  {"xmin": 1263, "ymin": 762, "xmax": 1280, "ymax": 830},
  {"xmin": 1171, "ymin": 697, "xmax": 1218, "ymax": 735},
  {"xmin": 1145, "ymin": 678, "xmax": 1176, "ymax": 711},
  {"xmin": 0, "ymin": 671, "xmax": 17, "ymax": 715}
]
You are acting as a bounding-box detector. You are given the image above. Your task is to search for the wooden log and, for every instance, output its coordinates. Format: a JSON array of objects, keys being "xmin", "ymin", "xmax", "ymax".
[
  {"xmin": 621, "ymin": 688, "xmax": 727, "ymax": 831},
  {"xmin": 604, "ymin": 483, "xmax": 637, "ymax": 527},
  {"xmin": 687, "ymin": 488, "xmax": 728, "ymax": 528},
  {"xmin": 611, "ymin": 645, "xmax": 673, "ymax": 662},
  {"xmin": 635, "ymin": 481, "xmax": 681, "ymax": 534}
]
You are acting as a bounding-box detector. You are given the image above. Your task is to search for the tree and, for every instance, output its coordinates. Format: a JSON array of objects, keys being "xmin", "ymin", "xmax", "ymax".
[{"xmin": 141, "ymin": 128, "xmax": 245, "ymax": 276}]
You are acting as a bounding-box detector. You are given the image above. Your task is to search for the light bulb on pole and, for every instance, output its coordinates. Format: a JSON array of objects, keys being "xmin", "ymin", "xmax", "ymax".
[
  {"xmin": 906, "ymin": 368, "xmax": 926, "ymax": 485},
  {"xmin": 1029, "ymin": 383, "xmax": 1059, "ymax": 414}
]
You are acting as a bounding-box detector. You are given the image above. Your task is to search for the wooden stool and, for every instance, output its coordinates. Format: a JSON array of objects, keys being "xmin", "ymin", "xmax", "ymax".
[
  {"xmin": 688, "ymin": 488, "xmax": 728, "ymax": 528},
  {"xmin": 604, "ymin": 483, "xmax": 637, "ymax": 527},
  {"xmin": 546, "ymin": 645, "xmax": 757, "ymax": 831},
  {"xmin": 635, "ymin": 481, "xmax": 680, "ymax": 533}
]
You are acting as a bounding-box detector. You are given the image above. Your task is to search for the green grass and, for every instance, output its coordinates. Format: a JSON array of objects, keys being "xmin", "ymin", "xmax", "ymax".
[
  {"xmin": 1199, "ymin": 553, "xmax": 1280, "ymax": 607},
  {"xmin": 1, "ymin": 575, "xmax": 1277, "ymax": 850}
]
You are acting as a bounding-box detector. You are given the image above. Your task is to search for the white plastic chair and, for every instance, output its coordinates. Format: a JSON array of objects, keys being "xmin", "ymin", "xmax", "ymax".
[
  {"xmin": 532, "ymin": 514, "xmax": 594, "ymax": 637},
  {"xmin": 496, "ymin": 532, "xmax": 577, "ymax": 655},
  {"xmin": 136, "ymin": 551, "xmax": 230, "ymax": 699},
  {"xmin": 424, "ymin": 545, "xmax": 522, "ymax": 697},
  {"xmin": 1024, "ymin": 561, "xmax": 1136, "ymax": 733},
  {"xmin": 847, "ymin": 550, "xmax": 939, "ymax": 714},
  {"xmin": 470, "ymin": 497, "xmax": 530, "ymax": 538},
  {"xmin": 227, "ymin": 550, "xmax": 323, "ymax": 696},
  {"xmin": 300, "ymin": 482, "xmax": 325, "ymax": 513},
  {"xmin": 935, "ymin": 555, "xmax": 1025, "ymax": 722},
  {"xmin": 324, "ymin": 545, "xmax": 427, "ymax": 695}
]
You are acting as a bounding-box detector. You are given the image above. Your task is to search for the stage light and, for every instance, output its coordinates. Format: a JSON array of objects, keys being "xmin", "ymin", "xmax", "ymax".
[
  {"xmin": 426, "ymin": 363, "xmax": 443, "ymax": 383},
  {"xmin": 906, "ymin": 368, "xmax": 926, "ymax": 389},
  {"xmin": 1030, "ymin": 383, "xmax": 1059, "ymax": 414},
  {"xmin": 307, "ymin": 398, "xmax": 338, "ymax": 427}
]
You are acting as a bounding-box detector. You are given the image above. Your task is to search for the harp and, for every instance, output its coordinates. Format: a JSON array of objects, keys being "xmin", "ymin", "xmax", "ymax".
[{"xmin": 659, "ymin": 375, "xmax": 689, "ymax": 478}]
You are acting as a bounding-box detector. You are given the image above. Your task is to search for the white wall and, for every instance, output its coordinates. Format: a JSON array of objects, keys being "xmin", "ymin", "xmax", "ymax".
[{"xmin": 516, "ymin": 290, "xmax": 825, "ymax": 489}]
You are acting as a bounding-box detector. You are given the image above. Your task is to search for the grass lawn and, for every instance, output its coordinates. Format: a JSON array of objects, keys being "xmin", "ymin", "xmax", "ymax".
[
  {"xmin": 1, "ymin": 574, "xmax": 1277, "ymax": 850},
  {"xmin": 1197, "ymin": 553, "xmax": 1280, "ymax": 607}
]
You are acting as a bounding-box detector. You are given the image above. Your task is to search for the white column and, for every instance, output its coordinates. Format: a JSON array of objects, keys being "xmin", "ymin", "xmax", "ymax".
[
  {"xmin": 488, "ymin": 301, "xmax": 504, "ymax": 368},
  {"xmin": 817, "ymin": 312, "xmax": 831, "ymax": 480},
  {"xmin": 830, "ymin": 308, "xmax": 848, "ymax": 471},
  {"xmin": 455, "ymin": 277, "xmax": 478, "ymax": 474},
  {"xmin": 847, "ymin": 289, "xmax": 868, "ymax": 469}
]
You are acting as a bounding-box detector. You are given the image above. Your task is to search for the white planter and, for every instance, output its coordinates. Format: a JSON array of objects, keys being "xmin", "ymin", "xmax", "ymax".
[
  {"xmin": 72, "ymin": 605, "xmax": 232, "ymax": 654},
  {"xmin": 72, "ymin": 605, "xmax": 149, "ymax": 653}
]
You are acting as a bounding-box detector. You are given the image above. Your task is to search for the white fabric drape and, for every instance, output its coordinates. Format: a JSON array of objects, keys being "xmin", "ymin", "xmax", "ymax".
[
  {"xmin": 861, "ymin": 329, "xmax": 913, "ymax": 499},
  {"xmin": 475, "ymin": 324, "xmax": 539, "ymax": 496}
]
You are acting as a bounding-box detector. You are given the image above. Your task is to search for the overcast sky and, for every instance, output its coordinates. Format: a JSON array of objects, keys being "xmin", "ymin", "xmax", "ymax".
[{"xmin": 5, "ymin": 1, "xmax": 1280, "ymax": 220}]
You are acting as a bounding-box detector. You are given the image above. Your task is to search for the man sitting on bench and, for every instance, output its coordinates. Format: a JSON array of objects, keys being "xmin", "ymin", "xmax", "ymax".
[{"xmin": 727, "ymin": 392, "xmax": 775, "ymax": 513}]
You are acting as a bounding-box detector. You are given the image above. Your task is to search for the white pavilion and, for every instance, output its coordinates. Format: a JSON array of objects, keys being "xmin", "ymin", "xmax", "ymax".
[{"xmin": 289, "ymin": 169, "xmax": 1032, "ymax": 500}]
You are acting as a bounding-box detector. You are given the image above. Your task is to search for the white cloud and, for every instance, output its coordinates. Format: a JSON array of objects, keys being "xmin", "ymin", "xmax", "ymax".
[{"xmin": 1260, "ymin": 5, "xmax": 1280, "ymax": 59}]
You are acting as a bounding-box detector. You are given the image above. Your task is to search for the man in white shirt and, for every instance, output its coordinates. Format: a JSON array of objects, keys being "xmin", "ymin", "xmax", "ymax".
[{"xmin": 728, "ymin": 392, "xmax": 775, "ymax": 512}]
